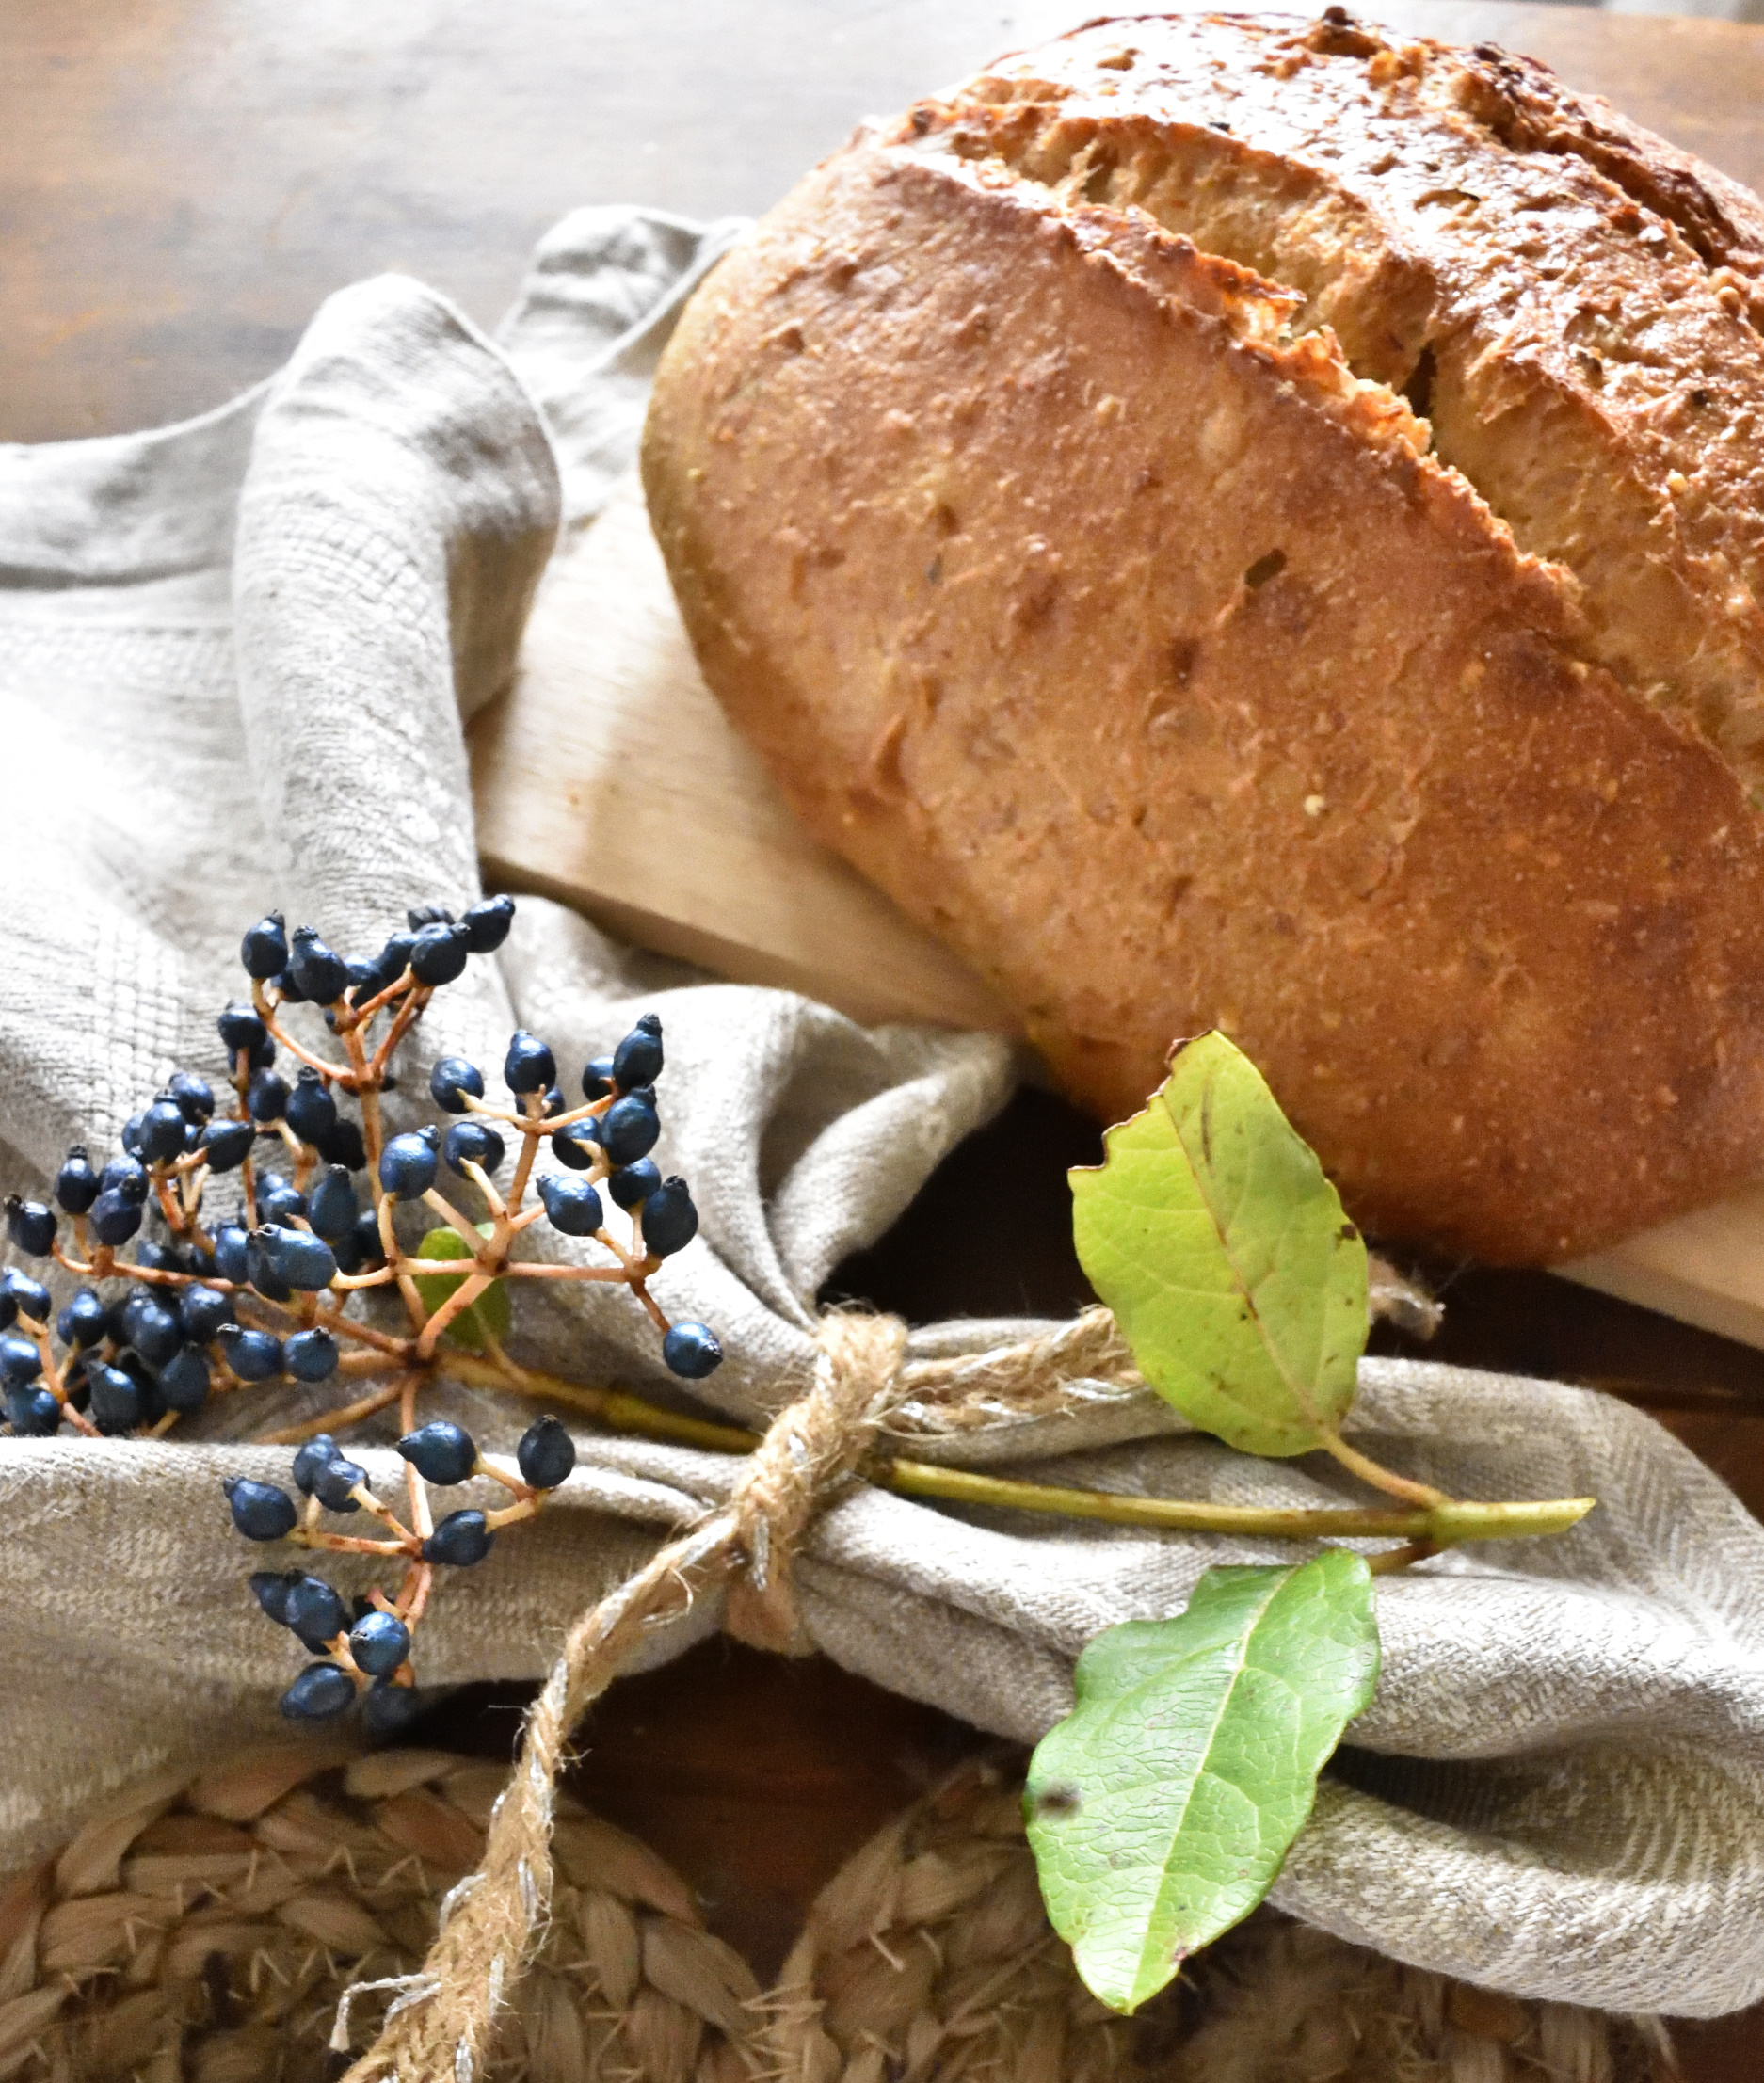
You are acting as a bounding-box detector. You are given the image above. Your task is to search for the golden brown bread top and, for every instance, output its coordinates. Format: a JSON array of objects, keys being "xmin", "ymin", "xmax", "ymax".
[
  {"xmin": 642, "ymin": 10, "xmax": 1764, "ymax": 1264},
  {"xmin": 917, "ymin": 11, "xmax": 1764, "ymax": 783}
]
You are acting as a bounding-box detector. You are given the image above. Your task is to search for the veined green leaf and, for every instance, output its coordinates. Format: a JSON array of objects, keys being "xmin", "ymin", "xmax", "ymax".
[
  {"xmin": 413, "ymin": 1223, "xmax": 510, "ymax": 1351},
  {"xmin": 1025, "ymin": 1552, "xmax": 1379, "ymax": 2013},
  {"xmin": 1071, "ymin": 1032, "xmax": 1367, "ymax": 1456}
]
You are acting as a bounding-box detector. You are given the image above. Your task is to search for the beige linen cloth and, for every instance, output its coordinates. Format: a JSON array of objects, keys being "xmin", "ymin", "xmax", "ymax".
[{"xmin": 1, "ymin": 207, "xmax": 1762, "ymax": 2020}]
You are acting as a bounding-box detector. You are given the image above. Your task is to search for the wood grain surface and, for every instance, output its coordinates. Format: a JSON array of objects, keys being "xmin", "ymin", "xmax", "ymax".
[{"xmin": 4, "ymin": 4, "xmax": 1763, "ymax": 2072}]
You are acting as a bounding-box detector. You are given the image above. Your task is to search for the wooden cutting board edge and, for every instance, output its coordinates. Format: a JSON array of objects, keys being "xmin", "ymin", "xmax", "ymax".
[{"xmin": 472, "ymin": 477, "xmax": 1764, "ymax": 1355}]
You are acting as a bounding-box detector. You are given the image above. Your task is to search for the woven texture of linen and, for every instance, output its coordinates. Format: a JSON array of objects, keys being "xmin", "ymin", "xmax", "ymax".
[{"xmin": 0, "ymin": 207, "xmax": 1760, "ymax": 2019}]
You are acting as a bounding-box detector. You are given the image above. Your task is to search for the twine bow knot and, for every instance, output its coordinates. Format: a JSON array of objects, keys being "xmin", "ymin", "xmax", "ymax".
[{"xmin": 723, "ymin": 1309, "xmax": 910, "ymax": 1653}]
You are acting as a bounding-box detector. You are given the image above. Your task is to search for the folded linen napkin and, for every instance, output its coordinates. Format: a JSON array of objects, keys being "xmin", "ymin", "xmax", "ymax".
[{"xmin": 0, "ymin": 205, "xmax": 1760, "ymax": 2018}]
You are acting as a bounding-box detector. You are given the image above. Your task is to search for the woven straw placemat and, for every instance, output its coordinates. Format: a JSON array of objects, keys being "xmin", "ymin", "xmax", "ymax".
[{"xmin": 0, "ymin": 1742, "xmax": 1659, "ymax": 2082}]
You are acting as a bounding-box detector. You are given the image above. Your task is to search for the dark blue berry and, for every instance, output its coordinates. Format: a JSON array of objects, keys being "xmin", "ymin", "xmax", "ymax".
[
  {"xmin": 88, "ymin": 1363, "xmax": 141, "ymax": 1432},
  {"xmin": 5, "ymin": 1198, "xmax": 56, "ymax": 1258},
  {"xmin": 179, "ymin": 1285, "xmax": 234, "ymax": 1342},
  {"xmin": 600, "ymin": 1096, "xmax": 660, "ymax": 1166},
  {"xmin": 663, "ymin": 1322, "xmax": 724, "ymax": 1380},
  {"xmin": 168, "ymin": 1071, "xmax": 216, "ymax": 1122},
  {"xmin": 6, "ymin": 1386, "xmax": 60, "ymax": 1436},
  {"xmin": 249, "ymin": 1570, "xmax": 301, "ymax": 1625},
  {"xmin": 285, "ymin": 1575, "xmax": 349, "ymax": 1647},
  {"xmin": 612, "ymin": 1015, "xmax": 665, "ymax": 1093},
  {"xmin": 122, "ymin": 1352, "xmax": 164, "ymax": 1425},
  {"xmin": 249, "ymin": 1034, "xmax": 277, "ymax": 1072},
  {"xmin": 58, "ymin": 1288, "xmax": 107, "ymax": 1348},
  {"xmin": 247, "ymin": 1069, "xmax": 289, "ymax": 1123},
  {"xmin": 133, "ymin": 1241, "xmax": 184, "ymax": 1274},
  {"xmin": 517, "ymin": 1415, "xmax": 575, "ymax": 1491},
  {"xmin": 54, "ymin": 1147, "xmax": 101, "ymax": 1214},
  {"xmin": 538, "ymin": 1174, "xmax": 603, "ymax": 1238},
  {"xmin": 284, "ymin": 1067, "xmax": 338, "ymax": 1144},
  {"xmin": 307, "ymin": 1167, "xmax": 360, "ymax": 1243},
  {"xmin": 159, "ymin": 1344, "xmax": 211, "ymax": 1413},
  {"xmin": 217, "ymin": 1325, "xmax": 283, "ymax": 1382},
  {"xmin": 607, "ymin": 1160, "xmax": 661, "ymax": 1211},
  {"xmin": 363, "ymin": 1681, "xmax": 426, "ymax": 1735},
  {"xmin": 541, "ymin": 1086, "xmax": 567, "ymax": 1119},
  {"xmin": 272, "ymin": 967, "xmax": 306, "ymax": 1005},
  {"xmin": 641, "ymin": 1178, "xmax": 698, "ymax": 1258},
  {"xmin": 284, "ymin": 1328, "xmax": 339, "ymax": 1383},
  {"xmin": 581, "ymin": 1056, "xmax": 616, "ymax": 1101},
  {"xmin": 551, "ymin": 1121, "xmax": 600, "ymax": 1171},
  {"xmin": 409, "ymin": 921, "xmax": 471, "ymax": 986},
  {"xmin": 422, "ymin": 1511, "xmax": 493, "ymax": 1567},
  {"xmin": 121, "ymin": 1294, "xmax": 181, "ymax": 1366},
  {"xmin": 281, "ymin": 1664, "xmax": 356, "ymax": 1721},
  {"xmin": 101, "ymin": 1156, "xmax": 149, "ymax": 1204},
  {"xmin": 351, "ymin": 1209, "xmax": 384, "ymax": 1265},
  {"xmin": 459, "ymin": 894, "xmax": 515, "ymax": 953},
  {"xmin": 255, "ymin": 1178, "xmax": 307, "ymax": 1226},
  {"xmin": 121, "ymin": 1113, "xmax": 147, "ymax": 1157},
  {"xmin": 0, "ymin": 1335, "xmax": 41, "ymax": 1385},
  {"xmin": 378, "ymin": 1132, "xmax": 438, "ymax": 1200},
  {"xmin": 213, "ymin": 1225, "xmax": 250, "ymax": 1285},
  {"xmin": 314, "ymin": 1115, "xmax": 367, "ymax": 1171},
  {"xmin": 504, "ymin": 1030, "xmax": 555, "ymax": 1096},
  {"xmin": 199, "ymin": 1118, "xmax": 256, "ymax": 1173},
  {"xmin": 288, "ymin": 928, "xmax": 349, "ymax": 1005},
  {"xmin": 88, "ymin": 1201, "xmax": 145, "ymax": 1254},
  {"xmin": 253, "ymin": 1225, "xmax": 336, "ymax": 1293},
  {"xmin": 1, "ymin": 1270, "xmax": 50, "ymax": 1324},
  {"xmin": 365, "ymin": 930, "xmax": 415, "ymax": 997},
  {"xmin": 407, "ymin": 904, "xmax": 454, "ymax": 930},
  {"xmin": 242, "ymin": 1231, "xmax": 292, "ymax": 1303},
  {"xmin": 313, "ymin": 1456, "xmax": 366, "ymax": 1513},
  {"xmin": 349, "ymin": 1610, "xmax": 411, "ymax": 1678},
  {"xmin": 136, "ymin": 1101, "xmax": 186, "ymax": 1164},
  {"xmin": 241, "ymin": 912, "xmax": 288, "ymax": 980},
  {"xmin": 292, "ymin": 1435, "xmax": 338, "ymax": 1494},
  {"xmin": 429, "ymin": 1057, "xmax": 484, "ymax": 1114},
  {"xmin": 218, "ymin": 1001, "xmax": 267, "ymax": 1053},
  {"xmin": 183, "ymin": 1116, "xmax": 204, "ymax": 1154},
  {"xmin": 397, "ymin": 1421, "xmax": 478, "ymax": 1487},
  {"xmin": 443, "ymin": 1120, "xmax": 505, "ymax": 1178}
]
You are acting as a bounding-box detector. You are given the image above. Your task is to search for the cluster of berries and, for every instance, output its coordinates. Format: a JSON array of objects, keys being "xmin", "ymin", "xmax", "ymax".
[
  {"xmin": 0, "ymin": 894, "xmax": 723, "ymax": 1721},
  {"xmin": 227, "ymin": 1412, "xmax": 575, "ymax": 1731}
]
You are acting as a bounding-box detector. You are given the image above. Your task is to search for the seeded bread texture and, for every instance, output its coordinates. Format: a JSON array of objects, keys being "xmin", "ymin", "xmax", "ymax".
[{"xmin": 641, "ymin": 9, "xmax": 1764, "ymax": 1264}]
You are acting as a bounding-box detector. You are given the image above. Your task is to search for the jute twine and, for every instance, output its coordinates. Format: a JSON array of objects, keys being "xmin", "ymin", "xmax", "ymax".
[
  {"xmin": 343, "ymin": 1308, "xmax": 1139, "ymax": 2083},
  {"xmin": 0, "ymin": 1740, "xmax": 1653, "ymax": 2082}
]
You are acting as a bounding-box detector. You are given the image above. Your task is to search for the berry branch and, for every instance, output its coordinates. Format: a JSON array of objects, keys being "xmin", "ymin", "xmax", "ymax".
[{"xmin": 1, "ymin": 895, "xmax": 723, "ymax": 1731}]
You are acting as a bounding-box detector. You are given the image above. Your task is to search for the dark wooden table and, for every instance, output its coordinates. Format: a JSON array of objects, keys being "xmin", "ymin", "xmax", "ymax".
[{"xmin": 5, "ymin": 2, "xmax": 1762, "ymax": 2073}]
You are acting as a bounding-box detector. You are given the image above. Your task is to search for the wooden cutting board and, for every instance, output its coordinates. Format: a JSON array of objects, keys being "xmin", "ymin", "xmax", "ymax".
[{"xmin": 471, "ymin": 474, "xmax": 1764, "ymax": 1352}]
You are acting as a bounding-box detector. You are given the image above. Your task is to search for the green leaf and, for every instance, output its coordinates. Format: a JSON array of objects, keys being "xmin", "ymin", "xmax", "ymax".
[
  {"xmin": 1025, "ymin": 1551, "xmax": 1379, "ymax": 2013},
  {"xmin": 413, "ymin": 1223, "xmax": 510, "ymax": 1351},
  {"xmin": 1071, "ymin": 1031, "xmax": 1367, "ymax": 1456}
]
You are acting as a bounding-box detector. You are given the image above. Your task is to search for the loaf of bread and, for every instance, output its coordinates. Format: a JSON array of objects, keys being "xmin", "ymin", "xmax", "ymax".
[{"xmin": 642, "ymin": 9, "xmax": 1764, "ymax": 1265}]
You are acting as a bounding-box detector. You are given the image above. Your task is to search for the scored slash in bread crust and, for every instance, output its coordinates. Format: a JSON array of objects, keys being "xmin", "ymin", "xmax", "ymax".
[{"xmin": 642, "ymin": 9, "xmax": 1764, "ymax": 1264}]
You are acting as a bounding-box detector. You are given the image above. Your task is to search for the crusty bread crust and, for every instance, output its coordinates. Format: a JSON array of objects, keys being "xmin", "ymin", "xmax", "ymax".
[{"xmin": 642, "ymin": 10, "xmax": 1764, "ymax": 1264}]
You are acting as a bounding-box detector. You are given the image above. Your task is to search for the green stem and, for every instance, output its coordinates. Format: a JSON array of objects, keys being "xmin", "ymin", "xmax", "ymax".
[
  {"xmin": 884, "ymin": 1460, "xmax": 1593, "ymax": 1546},
  {"xmin": 437, "ymin": 1355, "xmax": 1594, "ymax": 1550}
]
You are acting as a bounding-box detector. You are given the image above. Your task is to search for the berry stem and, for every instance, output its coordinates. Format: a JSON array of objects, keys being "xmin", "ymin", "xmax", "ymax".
[
  {"xmin": 1316, "ymin": 1430, "xmax": 1449, "ymax": 1509},
  {"xmin": 414, "ymin": 1270, "xmax": 495, "ymax": 1360},
  {"xmin": 255, "ymin": 1374, "xmax": 413, "ymax": 1446}
]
